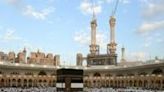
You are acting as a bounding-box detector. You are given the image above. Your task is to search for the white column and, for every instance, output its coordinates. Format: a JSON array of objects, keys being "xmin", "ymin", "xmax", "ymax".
[
  {"xmin": 91, "ymin": 20, "xmax": 97, "ymax": 45},
  {"xmin": 109, "ymin": 16, "xmax": 116, "ymax": 43}
]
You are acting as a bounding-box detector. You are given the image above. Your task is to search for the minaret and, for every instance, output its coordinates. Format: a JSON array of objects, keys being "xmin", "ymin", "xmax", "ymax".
[
  {"xmin": 23, "ymin": 47, "xmax": 27, "ymax": 63},
  {"xmin": 89, "ymin": 9, "xmax": 99, "ymax": 55},
  {"xmin": 107, "ymin": 16, "xmax": 117, "ymax": 54},
  {"xmin": 76, "ymin": 53, "xmax": 83, "ymax": 66},
  {"xmin": 121, "ymin": 46, "xmax": 126, "ymax": 62},
  {"xmin": 55, "ymin": 55, "xmax": 60, "ymax": 66},
  {"xmin": 106, "ymin": 16, "xmax": 117, "ymax": 65}
]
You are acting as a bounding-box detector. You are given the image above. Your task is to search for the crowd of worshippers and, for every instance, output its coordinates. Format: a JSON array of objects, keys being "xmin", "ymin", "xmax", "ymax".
[
  {"xmin": 0, "ymin": 87, "xmax": 164, "ymax": 92},
  {"xmin": 83, "ymin": 87, "xmax": 164, "ymax": 92},
  {"xmin": 0, "ymin": 87, "xmax": 56, "ymax": 92}
]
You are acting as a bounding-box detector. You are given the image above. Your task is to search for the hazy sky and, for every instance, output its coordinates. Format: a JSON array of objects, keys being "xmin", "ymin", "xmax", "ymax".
[{"xmin": 0, "ymin": 0, "xmax": 164, "ymax": 65}]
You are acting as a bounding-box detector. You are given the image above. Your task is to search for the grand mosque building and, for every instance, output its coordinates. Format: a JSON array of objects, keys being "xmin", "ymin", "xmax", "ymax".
[{"xmin": 0, "ymin": 3, "xmax": 164, "ymax": 92}]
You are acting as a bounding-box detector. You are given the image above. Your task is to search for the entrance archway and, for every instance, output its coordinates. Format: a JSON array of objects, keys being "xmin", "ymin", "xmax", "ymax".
[
  {"xmin": 24, "ymin": 79, "xmax": 27, "ymax": 87},
  {"xmin": 1, "ymin": 79, "xmax": 4, "ymax": 87},
  {"xmin": 18, "ymin": 79, "xmax": 21, "ymax": 87},
  {"xmin": 29, "ymin": 79, "xmax": 32, "ymax": 87},
  {"xmin": 12, "ymin": 79, "xmax": 16, "ymax": 87},
  {"xmin": 139, "ymin": 80, "xmax": 142, "ymax": 87}
]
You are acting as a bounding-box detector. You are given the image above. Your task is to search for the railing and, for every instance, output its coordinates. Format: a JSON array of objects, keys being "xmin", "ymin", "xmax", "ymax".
[{"xmin": 0, "ymin": 60, "xmax": 164, "ymax": 70}]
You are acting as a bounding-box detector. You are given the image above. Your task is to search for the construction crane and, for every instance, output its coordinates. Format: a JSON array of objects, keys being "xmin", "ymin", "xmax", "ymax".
[
  {"xmin": 91, "ymin": 0, "xmax": 96, "ymax": 20},
  {"xmin": 111, "ymin": 0, "xmax": 119, "ymax": 17}
]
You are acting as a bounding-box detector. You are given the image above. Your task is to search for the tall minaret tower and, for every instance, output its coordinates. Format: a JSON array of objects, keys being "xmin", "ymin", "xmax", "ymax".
[
  {"xmin": 107, "ymin": 0, "xmax": 119, "ymax": 55},
  {"xmin": 23, "ymin": 47, "xmax": 27, "ymax": 63},
  {"xmin": 121, "ymin": 46, "xmax": 126, "ymax": 62},
  {"xmin": 107, "ymin": 16, "xmax": 117, "ymax": 54},
  {"xmin": 89, "ymin": 8, "xmax": 99, "ymax": 55}
]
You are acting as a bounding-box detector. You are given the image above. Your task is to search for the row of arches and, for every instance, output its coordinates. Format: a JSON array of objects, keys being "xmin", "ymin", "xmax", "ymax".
[
  {"xmin": 0, "ymin": 70, "xmax": 56, "ymax": 76},
  {"xmin": 84, "ymin": 76, "xmax": 164, "ymax": 90},
  {"xmin": 92, "ymin": 68, "xmax": 163, "ymax": 77},
  {"xmin": 0, "ymin": 77, "xmax": 56, "ymax": 87}
]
